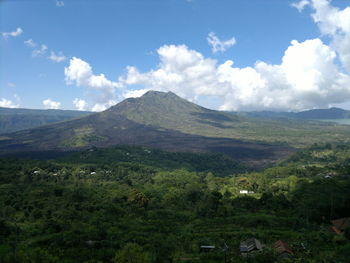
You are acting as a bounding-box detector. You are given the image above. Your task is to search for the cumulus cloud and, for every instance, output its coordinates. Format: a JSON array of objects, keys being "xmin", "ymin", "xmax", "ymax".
[
  {"xmin": 0, "ymin": 98, "xmax": 19, "ymax": 108},
  {"xmin": 119, "ymin": 40, "xmax": 350, "ymax": 111},
  {"xmin": 207, "ymin": 32, "xmax": 236, "ymax": 53},
  {"xmin": 73, "ymin": 98, "xmax": 88, "ymax": 111},
  {"xmin": 123, "ymin": 89, "xmax": 150, "ymax": 98},
  {"xmin": 0, "ymin": 95, "xmax": 20, "ymax": 108},
  {"xmin": 91, "ymin": 100, "xmax": 117, "ymax": 112},
  {"xmin": 48, "ymin": 51, "xmax": 66, "ymax": 63},
  {"xmin": 2, "ymin": 28, "xmax": 23, "ymax": 39},
  {"xmin": 43, "ymin": 98, "xmax": 61, "ymax": 109},
  {"xmin": 220, "ymin": 39, "xmax": 350, "ymax": 110},
  {"xmin": 291, "ymin": 0, "xmax": 310, "ymax": 12},
  {"xmin": 119, "ymin": 45, "xmax": 219, "ymax": 100},
  {"xmin": 306, "ymin": 0, "xmax": 350, "ymax": 72},
  {"xmin": 65, "ymin": 57, "xmax": 121, "ymax": 111},
  {"xmin": 56, "ymin": 0, "xmax": 64, "ymax": 7}
]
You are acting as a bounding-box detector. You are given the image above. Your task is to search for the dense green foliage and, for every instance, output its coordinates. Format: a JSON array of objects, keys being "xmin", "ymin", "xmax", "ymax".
[
  {"xmin": 61, "ymin": 146, "xmax": 246, "ymax": 177},
  {"xmin": 0, "ymin": 107, "xmax": 91, "ymax": 134},
  {"xmin": 0, "ymin": 144, "xmax": 350, "ymax": 262}
]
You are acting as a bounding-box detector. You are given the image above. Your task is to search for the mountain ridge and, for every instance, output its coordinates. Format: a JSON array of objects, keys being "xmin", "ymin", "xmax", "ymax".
[
  {"xmin": 243, "ymin": 107, "xmax": 350, "ymax": 120},
  {"xmin": 0, "ymin": 107, "xmax": 91, "ymax": 134}
]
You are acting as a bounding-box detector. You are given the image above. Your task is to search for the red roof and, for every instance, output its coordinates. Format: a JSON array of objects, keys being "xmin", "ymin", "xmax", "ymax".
[{"xmin": 272, "ymin": 240, "xmax": 293, "ymax": 255}]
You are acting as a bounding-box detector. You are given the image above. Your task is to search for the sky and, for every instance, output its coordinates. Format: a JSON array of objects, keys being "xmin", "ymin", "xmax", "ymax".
[{"xmin": 1, "ymin": 0, "xmax": 350, "ymax": 112}]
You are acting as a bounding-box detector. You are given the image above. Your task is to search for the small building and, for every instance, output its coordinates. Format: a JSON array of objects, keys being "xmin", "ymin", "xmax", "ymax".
[
  {"xmin": 33, "ymin": 170, "xmax": 40, "ymax": 174},
  {"xmin": 272, "ymin": 240, "xmax": 293, "ymax": 259},
  {"xmin": 330, "ymin": 217, "xmax": 350, "ymax": 235},
  {"xmin": 200, "ymin": 245, "xmax": 215, "ymax": 253},
  {"xmin": 90, "ymin": 172, "xmax": 96, "ymax": 175},
  {"xmin": 240, "ymin": 238, "xmax": 262, "ymax": 255},
  {"xmin": 240, "ymin": 190, "xmax": 254, "ymax": 194}
]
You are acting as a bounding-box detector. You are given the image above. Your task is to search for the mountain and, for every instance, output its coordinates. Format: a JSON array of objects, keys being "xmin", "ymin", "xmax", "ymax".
[
  {"xmin": 295, "ymin": 107, "xmax": 350, "ymax": 119},
  {"xmin": 0, "ymin": 107, "xmax": 91, "ymax": 134},
  {"xmin": 2, "ymin": 91, "xmax": 350, "ymax": 166},
  {"xmin": 0, "ymin": 91, "xmax": 293, "ymax": 166},
  {"xmin": 109, "ymin": 92, "xmax": 350, "ymax": 148},
  {"xmin": 107, "ymin": 91, "xmax": 239, "ymax": 130}
]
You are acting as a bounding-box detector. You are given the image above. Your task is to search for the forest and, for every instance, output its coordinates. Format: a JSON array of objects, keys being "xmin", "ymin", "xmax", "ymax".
[{"xmin": 0, "ymin": 144, "xmax": 350, "ymax": 262}]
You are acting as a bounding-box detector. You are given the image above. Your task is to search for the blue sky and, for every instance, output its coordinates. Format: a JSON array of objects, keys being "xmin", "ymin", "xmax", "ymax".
[{"xmin": 1, "ymin": 0, "xmax": 350, "ymax": 111}]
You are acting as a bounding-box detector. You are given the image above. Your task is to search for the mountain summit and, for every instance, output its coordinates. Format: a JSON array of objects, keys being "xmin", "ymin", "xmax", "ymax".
[
  {"xmin": 107, "ymin": 91, "xmax": 237, "ymax": 130},
  {"xmin": 108, "ymin": 91, "xmax": 204, "ymax": 118}
]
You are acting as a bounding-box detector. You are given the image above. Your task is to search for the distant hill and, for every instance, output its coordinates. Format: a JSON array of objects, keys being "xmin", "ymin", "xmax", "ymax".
[
  {"xmin": 2, "ymin": 91, "xmax": 350, "ymax": 166},
  {"xmin": 295, "ymin": 107, "xmax": 350, "ymax": 119},
  {"xmin": 0, "ymin": 107, "xmax": 91, "ymax": 134},
  {"xmin": 244, "ymin": 107, "xmax": 350, "ymax": 120}
]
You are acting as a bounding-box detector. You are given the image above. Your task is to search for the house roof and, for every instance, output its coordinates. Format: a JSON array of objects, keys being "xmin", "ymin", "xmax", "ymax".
[
  {"xmin": 200, "ymin": 246, "xmax": 215, "ymax": 249},
  {"xmin": 272, "ymin": 240, "xmax": 293, "ymax": 255},
  {"xmin": 240, "ymin": 238, "xmax": 262, "ymax": 253},
  {"xmin": 331, "ymin": 217, "xmax": 350, "ymax": 233}
]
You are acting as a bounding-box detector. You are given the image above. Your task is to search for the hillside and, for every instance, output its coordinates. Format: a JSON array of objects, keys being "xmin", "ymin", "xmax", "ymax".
[{"xmin": 0, "ymin": 107, "xmax": 91, "ymax": 134}]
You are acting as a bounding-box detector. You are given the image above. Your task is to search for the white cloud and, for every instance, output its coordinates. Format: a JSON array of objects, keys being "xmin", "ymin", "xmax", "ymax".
[
  {"xmin": 91, "ymin": 100, "xmax": 117, "ymax": 112},
  {"xmin": 119, "ymin": 45, "xmax": 219, "ymax": 100},
  {"xmin": 119, "ymin": 41, "xmax": 350, "ymax": 111},
  {"xmin": 0, "ymin": 95, "xmax": 20, "ymax": 108},
  {"xmin": 291, "ymin": 0, "xmax": 310, "ymax": 12},
  {"xmin": 207, "ymin": 32, "xmax": 236, "ymax": 53},
  {"xmin": 25, "ymin": 39, "xmax": 67, "ymax": 63},
  {"xmin": 307, "ymin": 0, "xmax": 350, "ymax": 72},
  {"xmin": 7, "ymin": 82, "xmax": 16, "ymax": 88},
  {"xmin": 65, "ymin": 57, "xmax": 121, "ymax": 111},
  {"xmin": 123, "ymin": 89, "xmax": 150, "ymax": 98},
  {"xmin": 43, "ymin": 98, "xmax": 61, "ymax": 109},
  {"xmin": 0, "ymin": 98, "xmax": 19, "ymax": 108},
  {"xmin": 32, "ymin": 44, "xmax": 48, "ymax": 57},
  {"xmin": 220, "ymin": 38, "xmax": 350, "ymax": 111},
  {"xmin": 24, "ymin": 39, "xmax": 37, "ymax": 47},
  {"xmin": 2, "ymin": 28, "xmax": 23, "ymax": 39},
  {"xmin": 56, "ymin": 0, "xmax": 64, "ymax": 7},
  {"xmin": 73, "ymin": 98, "xmax": 88, "ymax": 111},
  {"xmin": 48, "ymin": 51, "xmax": 66, "ymax": 63}
]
